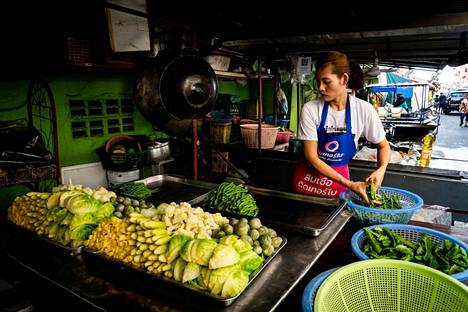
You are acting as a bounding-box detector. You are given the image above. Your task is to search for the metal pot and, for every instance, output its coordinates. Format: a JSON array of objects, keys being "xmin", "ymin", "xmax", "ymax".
[{"xmin": 147, "ymin": 142, "xmax": 170, "ymax": 163}]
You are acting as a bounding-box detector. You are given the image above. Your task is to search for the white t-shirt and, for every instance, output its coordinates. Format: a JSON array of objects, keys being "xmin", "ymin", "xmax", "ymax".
[{"xmin": 298, "ymin": 95, "xmax": 386, "ymax": 147}]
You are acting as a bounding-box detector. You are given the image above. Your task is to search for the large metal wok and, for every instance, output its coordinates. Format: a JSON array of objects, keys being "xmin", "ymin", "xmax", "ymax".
[{"xmin": 134, "ymin": 50, "xmax": 218, "ymax": 136}]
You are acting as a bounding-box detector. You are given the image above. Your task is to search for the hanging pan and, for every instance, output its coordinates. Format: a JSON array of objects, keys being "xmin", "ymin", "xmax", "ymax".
[
  {"xmin": 159, "ymin": 54, "xmax": 218, "ymax": 119},
  {"xmin": 135, "ymin": 52, "xmax": 218, "ymax": 136}
]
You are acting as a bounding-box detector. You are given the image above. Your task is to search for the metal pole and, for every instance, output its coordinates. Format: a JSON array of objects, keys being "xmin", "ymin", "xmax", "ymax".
[{"xmin": 257, "ymin": 56, "xmax": 263, "ymax": 154}]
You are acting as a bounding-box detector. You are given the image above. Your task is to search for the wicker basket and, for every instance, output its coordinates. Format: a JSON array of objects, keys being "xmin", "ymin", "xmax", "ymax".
[{"xmin": 240, "ymin": 124, "xmax": 278, "ymax": 149}]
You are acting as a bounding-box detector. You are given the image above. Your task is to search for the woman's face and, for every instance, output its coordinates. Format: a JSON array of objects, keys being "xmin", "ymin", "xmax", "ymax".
[{"xmin": 316, "ymin": 64, "xmax": 348, "ymax": 101}]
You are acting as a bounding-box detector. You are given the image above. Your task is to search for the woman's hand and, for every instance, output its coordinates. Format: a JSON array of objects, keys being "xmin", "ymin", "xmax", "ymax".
[
  {"xmin": 347, "ymin": 181, "xmax": 370, "ymax": 203},
  {"xmin": 366, "ymin": 166, "xmax": 386, "ymax": 188}
]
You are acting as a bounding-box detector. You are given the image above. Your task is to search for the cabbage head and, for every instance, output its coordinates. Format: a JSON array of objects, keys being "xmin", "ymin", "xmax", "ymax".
[
  {"xmin": 67, "ymin": 194, "xmax": 101, "ymax": 214},
  {"xmin": 221, "ymin": 269, "xmax": 249, "ymax": 298},
  {"xmin": 191, "ymin": 239, "xmax": 218, "ymax": 266},
  {"xmin": 93, "ymin": 202, "xmax": 114, "ymax": 221},
  {"xmin": 234, "ymin": 239, "xmax": 252, "ymax": 254},
  {"xmin": 219, "ymin": 235, "xmax": 239, "ymax": 246},
  {"xmin": 70, "ymin": 213, "xmax": 97, "ymax": 231},
  {"xmin": 69, "ymin": 223, "xmax": 96, "ymax": 241},
  {"xmin": 209, "ymin": 244, "xmax": 240, "ymax": 269},
  {"xmin": 180, "ymin": 239, "xmax": 196, "ymax": 262},
  {"xmin": 182, "ymin": 262, "xmax": 201, "ymax": 283},
  {"xmin": 167, "ymin": 235, "xmax": 191, "ymax": 264},
  {"xmin": 208, "ymin": 265, "xmax": 239, "ymax": 296},
  {"xmin": 239, "ymin": 250, "xmax": 263, "ymax": 274},
  {"xmin": 173, "ymin": 258, "xmax": 187, "ymax": 282},
  {"xmin": 59, "ymin": 190, "xmax": 83, "ymax": 207}
]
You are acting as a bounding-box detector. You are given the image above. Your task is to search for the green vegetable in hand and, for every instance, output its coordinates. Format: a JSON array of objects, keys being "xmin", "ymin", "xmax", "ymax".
[{"xmin": 353, "ymin": 183, "xmax": 403, "ymax": 209}]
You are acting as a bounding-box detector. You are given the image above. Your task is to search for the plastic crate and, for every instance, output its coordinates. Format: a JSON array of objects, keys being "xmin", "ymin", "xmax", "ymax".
[
  {"xmin": 315, "ymin": 259, "xmax": 468, "ymax": 312},
  {"xmin": 351, "ymin": 223, "xmax": 468, "ymax": 282},
  {"xmin": 339, "ymin": 186, "xmax": 423, "ymax": 225}
]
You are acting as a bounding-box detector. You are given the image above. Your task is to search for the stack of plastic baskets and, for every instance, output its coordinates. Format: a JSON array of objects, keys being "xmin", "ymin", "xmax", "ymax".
[
  {"xmin": 339, "ymin": 186, "xmax": 423, "ymax": 225},
  {"xmin": 302, "ymin": 268, "xmax": 339, "ymax": 312},
  {"xmin": 351, "ymin": 224, "xmax": 468, "ymax": 282},
  {"xmin": 314, "ymin": 259, "xmax": 468, "ymax": 312}
]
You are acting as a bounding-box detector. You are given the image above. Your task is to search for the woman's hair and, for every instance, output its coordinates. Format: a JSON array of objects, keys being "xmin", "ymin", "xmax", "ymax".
[{"xmin": 315, "ymin": 51, "xmax": 364, "ymax": 90}]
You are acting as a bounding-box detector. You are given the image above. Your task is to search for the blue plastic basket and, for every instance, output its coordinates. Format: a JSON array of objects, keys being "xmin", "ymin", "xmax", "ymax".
[
  {"xmin": 302, "ymin": 268, "xmax": 339, "ymax": 312},
  {"xmin": 351, "ymin": 224, "xmax": 468, "ymax": 282},
  {"xmin": 339, "ymin": 186, "xmax": 423, "ymax": 225}
]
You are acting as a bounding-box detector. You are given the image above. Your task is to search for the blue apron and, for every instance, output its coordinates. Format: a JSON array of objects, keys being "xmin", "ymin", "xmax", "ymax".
[
  {"xmin": 317, "ymin": 97, "xmax": 356, "ymax": 166},
  {"xmin": 293, "ymin": 97, "xmax": 357, "ymax": 197}
]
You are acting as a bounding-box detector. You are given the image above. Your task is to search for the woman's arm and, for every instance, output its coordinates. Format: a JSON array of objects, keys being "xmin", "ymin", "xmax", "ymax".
[
  {"xmin": 303, "ymin": 140, "xmax": 369, "ymax": 201},
  {"xmin": 366, "ymin": 139, "xmax": 390, "ymax": 187}
]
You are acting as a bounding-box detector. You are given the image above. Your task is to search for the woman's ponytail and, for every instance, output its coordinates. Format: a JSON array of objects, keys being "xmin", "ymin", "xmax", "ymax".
[{"xmin": 348, "ymin": 59, "xmax": 364, "ymax": 90}]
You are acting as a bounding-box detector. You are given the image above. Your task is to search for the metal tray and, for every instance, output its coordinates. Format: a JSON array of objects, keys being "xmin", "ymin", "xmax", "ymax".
[
  {"xmin": 2, "ymin": 219, "xmax": 82, "ymax": 256},
  {"xmin": 136, "ymin": 174, "xmax": 216, "ymax": 205},
  {"xmin": 192, "ymin": 185, "xmax": 346, "ymax": 237},
  {"xmin": 81, "ymin": 236, "xmax": 287, "ymax": 306}
]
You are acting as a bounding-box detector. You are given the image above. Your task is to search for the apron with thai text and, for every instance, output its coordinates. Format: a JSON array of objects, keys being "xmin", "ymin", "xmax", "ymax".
[{"xmin": 293, "ymin": 98, "xmax": 356, "ymax": 197}]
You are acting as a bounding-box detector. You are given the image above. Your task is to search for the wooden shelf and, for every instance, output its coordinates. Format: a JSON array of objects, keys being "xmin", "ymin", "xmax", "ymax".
[{"xmin": 215, "ymin": 70, "xmax": 273, "ymax": 80}]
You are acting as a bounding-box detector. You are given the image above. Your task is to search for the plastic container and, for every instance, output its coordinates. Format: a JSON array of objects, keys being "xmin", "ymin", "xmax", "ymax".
[
  {"xmin": 275, "ymin": 131, "xmax": 293, "ymax": 145},
  {"xmin": 315, "ymin": 259, "xmax": 468, "ymax": 312},
  {"xmin": 106, "ymin": 169, "xmax": 140, "ymax": 188},
  {"xmin": 302, "ymin": 268, "xmax": 339, "ymax": 312},
  {"xmin": 339, "ymin": 186, "xmax": 424, "ymax": 225},
  {"xmin": 351, "ymin": 223, "xmax": 468, "ymax": 282},
  {"xmin": 240, "ymin": 124, "xmax": 279, "ymax": 149}
]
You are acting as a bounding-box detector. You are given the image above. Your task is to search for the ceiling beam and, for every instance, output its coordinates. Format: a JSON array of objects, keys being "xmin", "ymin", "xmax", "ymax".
[{"xmin": 222, "ymin": 12, "xmax": 468, "ymax": 47}]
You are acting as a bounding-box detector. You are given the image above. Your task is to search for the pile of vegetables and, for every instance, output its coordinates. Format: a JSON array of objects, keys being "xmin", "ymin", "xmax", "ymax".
[
  {"xmin": 203, "ymin": 182, "xmax": 259, "ymax": 217},
  {"xmin": 9, "ymin": 181, "xmax": 284, "ymax": 300},
  {"xmin": 212, "ymin": 217, "xmax": 283, "ymax": 257},
  {"xmin": 353, "ymin": 183, "xmax": 403, "ymax": 209},
  {"xmin": 140, "ymin": 202, "xmax": 229, "ymax": 239},
  {"xmin": 8, "ymin": 192, "xmax": 51, "ymax": 233},
  {"xmin": 363, "ymin": 226, "xmax": 468, "ymax": 275},
  {"xmin": 8, "ymin": 183, "xmax": 116, "ymax": 248},
  {"xmin": 166, "ymin": 234, "xmax": 264, "ymax": 298},
  {"xmin": 111, "ymin": 181, "xmax": 158, "ymax": 199},
  {"xmin": 111, "ymin": 196, "xmax": 156, "ymax": 218},
  {"xmin": 85, "ymin": 217, "xmax": 133, "ymax": 261}
]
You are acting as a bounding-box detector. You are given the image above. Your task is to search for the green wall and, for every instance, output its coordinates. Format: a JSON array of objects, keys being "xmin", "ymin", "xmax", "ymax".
[
  {"xmin": 0, "ymin": 74, "xmax": 166, "ymax": 168},
  {"xmin": 218, "ymin": 80, "xmax": 250, "ymax": 100},
  {"xmin": 0, "ymin": 80, "xmax": 29, "ymax": 121}
]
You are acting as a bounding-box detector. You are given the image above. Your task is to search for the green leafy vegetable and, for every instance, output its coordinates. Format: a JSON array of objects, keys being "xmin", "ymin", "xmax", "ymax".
[
  {"xmin": 111, "ymin": 182, "xmax": 158, "ymax": 199},
  {"xmin": 363, "ymin": 227, "xmax": 468, "ymax": 275},
  {"xmin": 209, "ymin": 244, "xmax": 240, "ymax": 269}
]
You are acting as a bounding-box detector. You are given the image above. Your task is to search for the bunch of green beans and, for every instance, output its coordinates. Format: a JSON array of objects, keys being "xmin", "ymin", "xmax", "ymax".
[
  {"xmin": 112, "ymin": 182, "xmax": 157, "ymax": 199},
  {"xmin": 204, "ymin": 182, "xmax": 259, "ymax": 217}
]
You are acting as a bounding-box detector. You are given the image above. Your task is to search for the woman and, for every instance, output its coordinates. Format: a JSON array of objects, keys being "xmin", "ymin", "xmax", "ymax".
[{"xmin": 292, "ymin": 51, "xmax": 390, "ymax": 202}]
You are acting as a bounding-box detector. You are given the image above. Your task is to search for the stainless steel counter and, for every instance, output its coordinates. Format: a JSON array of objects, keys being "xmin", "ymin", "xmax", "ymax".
[{"xmin": 0, "ymin": 178, "xmax": 352, "ymax": 312}]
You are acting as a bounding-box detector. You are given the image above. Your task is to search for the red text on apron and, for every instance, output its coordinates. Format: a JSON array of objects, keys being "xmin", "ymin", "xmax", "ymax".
[{"xmin": 292, "ymin": 158, "xmax": 349, "ymax": 197}]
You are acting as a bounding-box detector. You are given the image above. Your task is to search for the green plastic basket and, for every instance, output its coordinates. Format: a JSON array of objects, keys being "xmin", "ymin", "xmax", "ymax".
[{"xmin": 315, "ymin": 259, "xmax": 468, "ymax": 312}]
